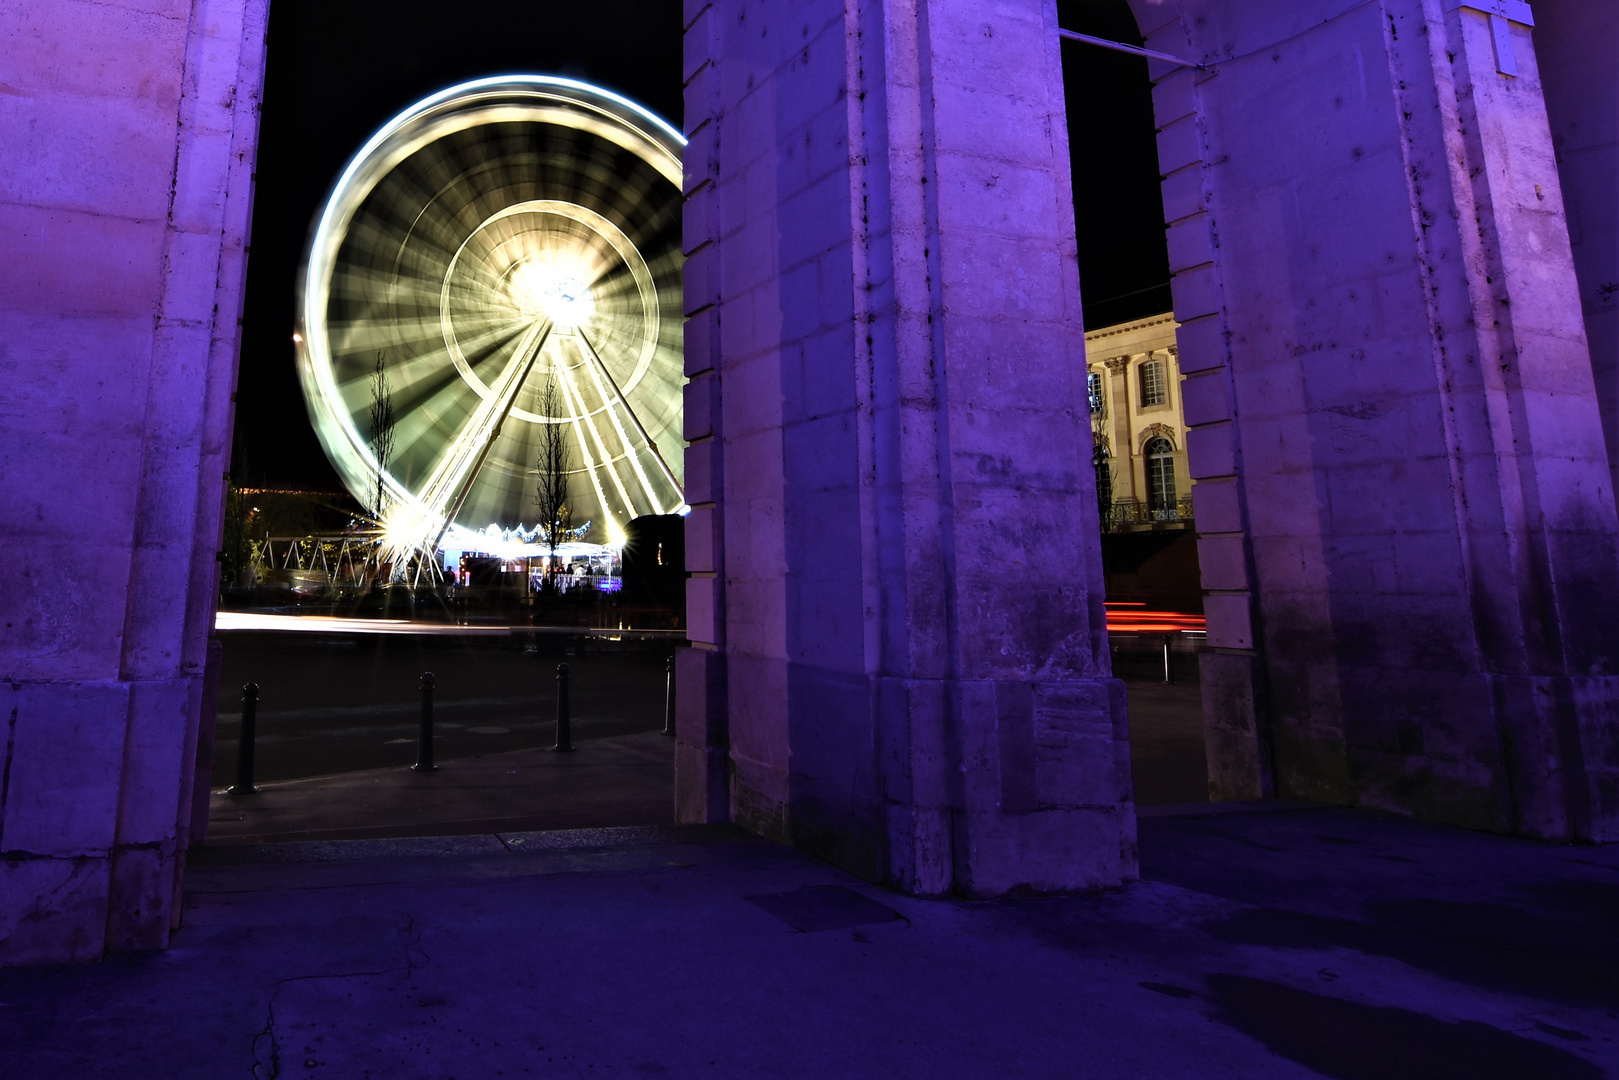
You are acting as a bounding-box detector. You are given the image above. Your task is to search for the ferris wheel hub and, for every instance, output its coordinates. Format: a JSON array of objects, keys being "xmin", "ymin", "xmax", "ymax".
[{"xmin": 507, "ymin": 260, "xmax": 595, "ymax": 328}]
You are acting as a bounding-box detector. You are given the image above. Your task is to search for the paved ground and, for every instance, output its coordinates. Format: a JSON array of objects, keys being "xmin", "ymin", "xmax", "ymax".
[
  {"xmin": 205, "ymin": 630, "xmax": 1208, "ymax": 845},
  {"xmin": 3, "ymin": 806, "xmax": 1614, "ymax": 1078},
  {"xmin": 1123, "ymin": 681, "xmax": 1207, "ymax": 805},
  {"xmin": 207, "ymin": 733, "xmax": 675, "ymax": 844},
  {"xmin": 204, "ymin": 680, "xmax": 1206, "ymax": 845},
  {"xmin": 213, "ymin": 633, "xmax": 671, "ymax": 783}
]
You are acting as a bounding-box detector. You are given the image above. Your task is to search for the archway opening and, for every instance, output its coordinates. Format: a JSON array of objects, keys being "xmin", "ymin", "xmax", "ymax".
[
  {"xmin": 203, "ymin": 0, "xmax": 688, "ymax": 848},
  {"xmin": 1060, "ymin": 0, "xmax": 1209, "ymax": 807}
]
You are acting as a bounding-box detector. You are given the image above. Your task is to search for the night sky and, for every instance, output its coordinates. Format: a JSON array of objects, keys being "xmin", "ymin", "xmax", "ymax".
[{"xmin": 233, "ymin": 0, "xmax": 1168, "ymax": 491}]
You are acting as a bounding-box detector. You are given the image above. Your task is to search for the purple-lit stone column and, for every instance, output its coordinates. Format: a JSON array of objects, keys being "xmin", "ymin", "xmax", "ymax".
[
  {"xmin": 0, "ymin": 1, "xmax": 267, "ymax": 964},
  {"xmin": 675, "ymin": 0, "xmax": 731, "ymax": 823},
  {"xmin": 1145, "ymin": 0, "xmax": 1619, "ymax": 840},
  {"xmin": 1536, "ymin": 1, "xmax": 1619, "ymax": 512},
  {"xmin": 680, "ymin": 0, "xmax": 1134, "ymax": 894}
]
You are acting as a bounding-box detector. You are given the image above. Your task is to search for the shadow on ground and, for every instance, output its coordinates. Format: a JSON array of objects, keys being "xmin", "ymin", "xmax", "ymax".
[
  {"xmin": 5, "ymin": 807, "xmax": 1615, "ymax": 1078},
  {"xmin": 1202, "ymin": 973, "xmax": 1602, "ymax": 1080}
]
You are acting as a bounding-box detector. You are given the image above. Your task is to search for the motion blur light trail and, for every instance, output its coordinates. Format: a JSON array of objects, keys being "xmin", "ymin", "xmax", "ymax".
[
  {"xmin": 214, "ymin": 613, "xmax": 683, "ymax": 636},
  {"xmin": 1104, "ymin": 602, "xmax": 1207, "ymax": 634},
  {"xmin": 217, "ymin": 609, "xmax": 1200, "ymax": 639},
  {"xmin": 297, "ymin": 76, "xmax": 687, "ymax": 559}
]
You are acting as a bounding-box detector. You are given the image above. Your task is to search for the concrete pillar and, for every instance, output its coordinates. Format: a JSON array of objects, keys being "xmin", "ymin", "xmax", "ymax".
[
  {"xmin": 678, "ymin": 0, "xmax": 1135, "ymax": 894},
  {"xmin": 1144, "ymin": 0, "xmax": 1619, "ymax": 839},
  {"xmin": 1535, "ymin": 1, "xmax": 1619, "ymax": 499},
  {"xmin": 0, "ymin": 0, "xmax": 267, "ymax": 964},
  {"xmin": 676, "ymin": 2, "xmax": 733, "ymax": 827}
]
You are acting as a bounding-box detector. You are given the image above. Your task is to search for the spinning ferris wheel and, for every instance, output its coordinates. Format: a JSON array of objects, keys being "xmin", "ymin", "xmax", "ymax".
[{"xmin": 296, "ymin": 76, "xmax": 686, "ymax": 558}]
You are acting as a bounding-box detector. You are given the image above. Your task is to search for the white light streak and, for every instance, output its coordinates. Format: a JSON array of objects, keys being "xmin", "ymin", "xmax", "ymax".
[{"xmin": 214, "ymin": 612, "xmax": 681, "ymax": 636}]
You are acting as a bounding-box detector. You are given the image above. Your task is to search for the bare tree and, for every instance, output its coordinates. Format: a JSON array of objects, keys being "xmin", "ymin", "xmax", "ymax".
[
  {"xmin": 533, "ymin": 372, "xmax": 573, "ymax": 557},
  {"xmin": 220, "ymin": 475, "xmax": 249, "ymax": 587},
  {"xmin": 369, "ymin": 349, "xmax": 395, "ymax": 522}
]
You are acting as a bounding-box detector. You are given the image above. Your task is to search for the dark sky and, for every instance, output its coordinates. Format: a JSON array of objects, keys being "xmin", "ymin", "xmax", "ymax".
[
  {"xmin": 233, "ymin": 0, "xmax": 1167, "ymax": 491},
  {"xmin": 1059, "ymin": 0, "xmax": 1174, "ymax": 327}
]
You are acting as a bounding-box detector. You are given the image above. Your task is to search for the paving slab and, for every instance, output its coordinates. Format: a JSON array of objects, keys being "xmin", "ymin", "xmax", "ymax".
[{"xmin": 3, "ymin": 807, "xmax": 1615, "ymax": 1078}]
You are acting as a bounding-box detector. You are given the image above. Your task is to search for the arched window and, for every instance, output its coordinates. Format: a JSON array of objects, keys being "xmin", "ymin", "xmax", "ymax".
[{"xmin": 1145, "ymin": 437, "xmax": 1176, "ymax": 518}]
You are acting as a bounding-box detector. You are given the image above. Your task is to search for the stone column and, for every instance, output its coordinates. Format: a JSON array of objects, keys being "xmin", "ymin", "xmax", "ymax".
[
  {"xmin": 675, "ymin": 3, "xmax": 732, "ymax": 825},
  {"xmin": 679, "ymin": 0, "xmax": 1134, "ymax": 894},
  {"xmin": 1535, "ymin": 1, "xmax": 1619, "ymax": 506},
  {"xmin": 1128, "ymin": 0, "xmax": 1274, "ymax": 798},
  {"xmin": 1104, "ymin": 356, "xmax": 1133, "ymax": 507},
  {"xmin": 1148, "ymin": 0, "xmax": 1619, "ymax": 839},
  {"xmin": 0, "ymin": 0, "xmax": 268, "ymax": 964}
]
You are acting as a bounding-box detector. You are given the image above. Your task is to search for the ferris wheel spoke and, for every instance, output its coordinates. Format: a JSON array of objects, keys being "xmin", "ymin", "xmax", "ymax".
[
  {"xmin": 551, "ymin": 348, "xmax": 614, "ymax": 539},
  {"xmin": 444, "ymin": 316, "xmax": 535, "ymax": 362},
  {"xmin": 332, "ymin": 326, "xmax": 515, "ymax": 408},
  {"xmin": 576, "ymin": 336, "xmax": 664, "ymax": 516},
  {"xmin": 408, "ymin": 318, "xmax": 553, "ymax": 549},
  {"xmin": 576, "ymin": 328, "xmax": 683, "ymax": 509},
  {"xmin": 551, "ymin": 341, "xmax": 640, "ymax": 521},
  {"xmin": 326, "ymin": 314, "xmax": 447, "ymax": 344},
  {"xmin": 380, "ymin": 354, "xmax": 475, "ymax": 422},
  {"xmin": 386, "ymin": 358, "xmax": 508, "ymax": 472}
]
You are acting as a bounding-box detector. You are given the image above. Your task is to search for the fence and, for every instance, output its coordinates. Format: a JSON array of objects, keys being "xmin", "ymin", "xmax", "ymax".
[{"xmin": 1101, "ymin": 498, "xmax": 1195, "ymax": 532}]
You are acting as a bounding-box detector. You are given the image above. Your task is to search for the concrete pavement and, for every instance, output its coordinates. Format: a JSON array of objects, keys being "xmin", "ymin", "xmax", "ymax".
[
  {"xmin": 207, "ymin": 732, "xmax": 675, "ymax": 844},
  {"xmin": 201, "ymin": 681, "xmax": 1208, "ymax": 846},
  {"xmin": 3, "ymin": 805, "xmax": 1615, "ymax": 1078},
  {"xmin": 212, "ymin": 633, "xmax": 671, "ymax": 783}
]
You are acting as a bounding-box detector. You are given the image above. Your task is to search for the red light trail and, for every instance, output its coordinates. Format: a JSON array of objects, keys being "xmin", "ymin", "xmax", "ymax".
[{"xmin": 1104, "ymin": 602, "xmax": 1206, "ymax": 634}]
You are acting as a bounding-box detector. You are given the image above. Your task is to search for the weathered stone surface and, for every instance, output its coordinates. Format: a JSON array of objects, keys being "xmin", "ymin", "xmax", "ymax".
[
  {"xmin": 0, "ymin": 856, "xmax": 112, "ymax": 967},
  {"xmin": 0, "ymin": 0, "xmax": 268, "ymax": 964},
  {"xmin": 1136, "ymin": 0, "xmax": 1619, "ymax": 841},
  {"xmin": 0, "ymin": 682, "xmax": 129, "ymax": 857},
  {"xmin": 673, "ymin": 647, "xmax": 729, "ymax": 824},
  {"xmin": 1538, "ymin": 0, "xmax": 1619, "ymax": 515}
]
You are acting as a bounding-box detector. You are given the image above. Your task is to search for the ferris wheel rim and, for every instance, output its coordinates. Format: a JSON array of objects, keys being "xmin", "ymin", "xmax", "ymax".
[{"xmin": 293, "ymin": 74, "xmax": 686, "ymax": 527}]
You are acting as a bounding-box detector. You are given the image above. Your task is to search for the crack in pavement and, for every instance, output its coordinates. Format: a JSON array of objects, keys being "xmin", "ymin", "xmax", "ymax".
[{"xmin": 250, "ymin": 914, "xmax": 423, "ymax": 1078}]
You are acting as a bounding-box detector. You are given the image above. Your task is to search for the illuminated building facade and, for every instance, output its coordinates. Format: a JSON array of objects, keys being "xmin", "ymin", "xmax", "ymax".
[{"xmin": 1084, "ymin": 313, "xmax": 1193, "ymax": 532}]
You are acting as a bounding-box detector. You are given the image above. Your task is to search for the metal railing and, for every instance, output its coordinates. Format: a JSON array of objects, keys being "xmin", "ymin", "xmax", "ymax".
[{"xmin": 1101, "ymin": 497, "xmax": 1195, "ymax": 532}]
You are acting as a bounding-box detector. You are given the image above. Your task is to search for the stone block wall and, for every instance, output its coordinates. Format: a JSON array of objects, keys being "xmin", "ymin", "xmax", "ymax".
[{"xmin": 0, "ymin": 0, "xmax": 266, "ymax": 964}]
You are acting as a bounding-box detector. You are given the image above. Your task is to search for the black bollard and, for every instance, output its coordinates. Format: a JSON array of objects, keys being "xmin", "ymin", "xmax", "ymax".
[
  {"xmin": 229, "ymin": 682, "xmax": 260, "ymax": 795},
  {"xmin": 662, "ymin": 654, "xmax": 676, "ymax": 737},
  {"xmin": 1163, "ymin": 633, "xmax": 1175, "ymax": 684},
  {"xmin": 413, "ymin": 671, "xmax": 437, "ymax": 772},
  {"xmin": 552, "ymin": 663, "xmax": 575, "ymax": 753}
]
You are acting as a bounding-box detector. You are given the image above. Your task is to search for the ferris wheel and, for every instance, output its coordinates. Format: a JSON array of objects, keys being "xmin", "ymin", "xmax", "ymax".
[{"xmin": 296, "ymin": 75, "xmax": 686, "ymax": 559}]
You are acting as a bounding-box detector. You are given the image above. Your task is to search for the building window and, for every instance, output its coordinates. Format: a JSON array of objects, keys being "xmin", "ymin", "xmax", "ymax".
[
  {"xmin": 1145, "ymin": 436, "xmax": 1176, "ymax": 517},
  {"xmin": 1138, "ymin": 357, "xmax": 1167, "ymax": 407},
  {"xmin": 1087, "ymin": 371, "xmax": 1105, "ymax": 414}
]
